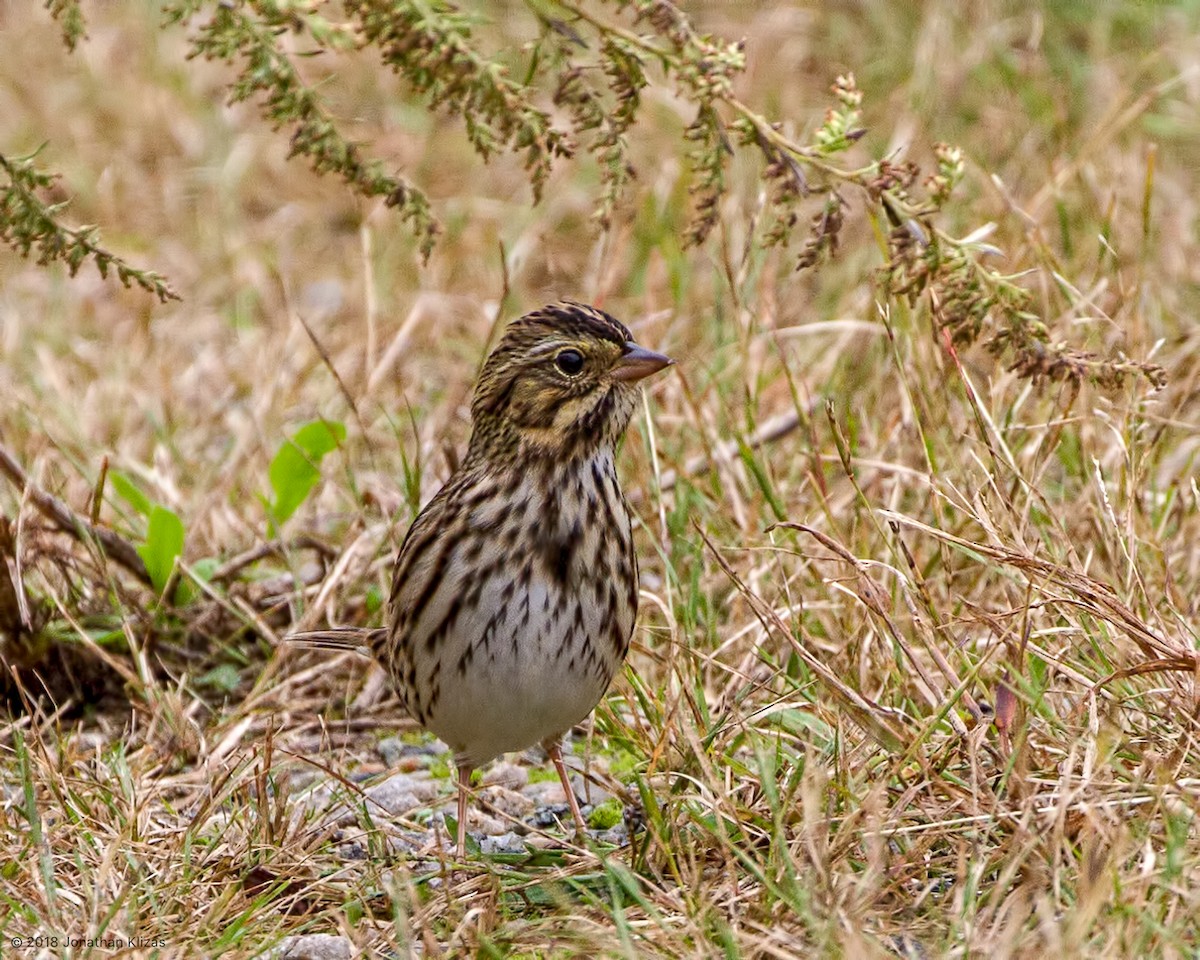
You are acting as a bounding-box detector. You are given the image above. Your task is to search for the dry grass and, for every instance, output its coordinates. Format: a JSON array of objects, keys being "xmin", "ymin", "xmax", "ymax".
[{"xmin": 3, "ymin": 1, "xmax": 1200, "ymax": 957}]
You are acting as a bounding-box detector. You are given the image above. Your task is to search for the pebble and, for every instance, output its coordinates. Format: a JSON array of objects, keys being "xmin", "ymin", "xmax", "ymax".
[
  {"xmin": 527, "ymin": 803, "xmax": 572, "ymax": 830},
  {"xmin": 594, "ymin": 823, "xmax": 630, "ymax": 847},
  {"xmin": 300, "ymin": 771, "xmax": 441, "ymax": 827},
  {"xmin": 377, "ymin": 736, "xmax": 447, "ymax": 767},
  {"xmin": 275, "ymin": 934, "xmax": 351, "ymax": 960},
  {"xmin": 480, "ymin": 784, "xmax": 535, "ymax": 819},
  {"xmin": 477, "ymin": 831, "xmax": 528, "ymax": 855},
  {"xmin": 523, "ymin": 780, "xmax": 567, "ymax": 806},
  {"xmin": 291, "ymin": 752, "xmax": 636, "ymax": 856},
  {"xmin": 465, "ymin": 811, "xmax": 507, "ymax": 836},
  {"xmin": 336, "ymin": 841, "xmax": 368, "ymax": 861},
  {"xmin": 570, "ymin": 774, "xmax": 615, "ymax": 807},
  {"xmin": 365, "ymin": 771, "xmax": 440, "ymax": 811},
  {"xmin": 482, "ymin": 761, "xmax": 528, "ymax": 789}
]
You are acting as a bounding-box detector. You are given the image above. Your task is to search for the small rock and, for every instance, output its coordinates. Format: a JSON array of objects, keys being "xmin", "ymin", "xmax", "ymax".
[
  {"xmin": 405, "ymin": 775, "xmax": 442, "ymax": 803},
  {"xmin": 527, "ymin": 803, "xmax": 572, "ymax": 829},
  {"xmin": 478, "ymin": 831, "xmax": 527, "ymax": 855},
  {"xmin": 594, "ymin": 823, "xmax": 630, "ymax": 847},
  {"xmin": 363, "ymin": 790, "xmax": 418, "ymax": 818},
  {"xmin": 337, "ymin": 841, "xmax": 368, "ymax": 861},
  {"xmin": 570, "ymin": 774, "xmax": 614, "ymax": 807},
  {"xmin": 276, "ymin": 933, "xmax": 351, "ymax": 960},
  {"xmin": 280, "ymin": 767, "xmax": 323, "ymax": 793},
  {"xmin": 378, "ymin": 736, "xmax": 447, "ymax": 766},
  {"xmin": 468, "ymin": 811, "xmax": 507, "ymax": 836},
  {"xmin": 523, "ymin": 780, "xmax": 567, "ymax": 806},
  {"xmin": 364, "ymin": 772, "xmax": 436, "ymax": 814},
  {"xmin": 483, "ymin": 761, "xmax": 528, "ymax": 789},
  {"xmin": 377, "ymin": 737, "xmax": 407, "ymax": 768},
  {"xmin": 311, "ymin": 773, "xmax": 436, "ymax": 826},
  {"xmin": 482, "ymin": 785, "xmax": 535, "ymax": 819},
  {"xmin": 386, "ymin": 832, "xmax": 429, "ymax": 856}
]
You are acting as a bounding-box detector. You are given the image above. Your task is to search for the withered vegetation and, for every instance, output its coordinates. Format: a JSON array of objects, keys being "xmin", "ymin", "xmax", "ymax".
[{"xmin": 2, "ymin": 1, "xmax": 1199, "ymax": 956}]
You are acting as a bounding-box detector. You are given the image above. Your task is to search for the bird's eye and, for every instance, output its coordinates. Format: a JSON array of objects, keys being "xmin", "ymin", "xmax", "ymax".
[{"xmin": 555, "ymin": 349, "xmax": 585, "ymax": 376}]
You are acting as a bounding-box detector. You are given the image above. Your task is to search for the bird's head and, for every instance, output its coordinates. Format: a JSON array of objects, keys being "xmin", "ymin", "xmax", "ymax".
[{"xmin": 468, "ymin": 301, "xmax": 673, "ymax": 462}]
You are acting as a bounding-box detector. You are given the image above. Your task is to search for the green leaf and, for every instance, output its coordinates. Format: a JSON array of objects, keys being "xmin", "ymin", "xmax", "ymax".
[
  {"xmin": 197, "ymin": 663, "xmax": 241, "ymax": 693},
  {"xmin": 136, "ymin": 506, "xmax": 184, "ymax": 594},
  {"xmin": 267, "ymin": 419, "xmax": 346, "ymax": 526},
  {"xmin": 110, "ymin": 470, "xmax": 153, "ymax": 517},
  {"xmin": 365, "ymin": 582, "xmax": 383, "ymax": 615},
  {"xmin": 176, "ymin": 556, "xmax": 219, "ymax": 605}
]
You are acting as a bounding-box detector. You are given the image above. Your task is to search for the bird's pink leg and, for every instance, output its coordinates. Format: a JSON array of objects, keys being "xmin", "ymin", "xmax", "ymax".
[
  {"xmin": 455, "ymin": 760, "xmax": 474, "ymax": 858},
  {"xmin": 544, "ymin": 738, "xmax": 587, "ymax": 841}
]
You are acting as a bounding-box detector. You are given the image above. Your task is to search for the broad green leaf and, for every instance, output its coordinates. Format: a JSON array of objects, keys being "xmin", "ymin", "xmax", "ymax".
[
  {"xmin": 136, "ymin": 505, "xmax": 184, "ymax": 594},
  {"xmin": 110, "ymin": 470, "xmax": 153, "ymax": 517},
  {"xmin": 267, "ymin": 419, "xmax": 346, "ymax": 526},
  {"xmin": 365, "ymin": 582, "xmax": 383, "ymax": 615}
]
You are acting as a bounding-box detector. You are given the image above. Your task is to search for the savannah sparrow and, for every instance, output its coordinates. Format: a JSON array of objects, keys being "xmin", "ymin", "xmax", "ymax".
[{"xmin": 292, "ymin": 301, "xmax": 672, "ymax": 855}]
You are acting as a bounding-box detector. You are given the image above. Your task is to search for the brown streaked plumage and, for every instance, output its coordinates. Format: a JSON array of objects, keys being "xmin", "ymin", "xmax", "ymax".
[{"xmin": 291, "ymin": 301, "xmax": 672, "ymax": 856}]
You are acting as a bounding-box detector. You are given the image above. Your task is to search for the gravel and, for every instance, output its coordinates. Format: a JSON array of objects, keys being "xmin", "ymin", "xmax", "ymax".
[
  {"xmin": 274, "ymin": 934, "xmax": 352, "ymax": 960},
  {"xmin": 290, "ymin": 745, "xmax": 639, "ymax": 856}
]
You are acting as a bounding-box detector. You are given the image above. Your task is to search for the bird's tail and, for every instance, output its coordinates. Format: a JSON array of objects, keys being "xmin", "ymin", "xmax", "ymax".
[{"xmin": 285, "ymin": 626, "xmax": 388, "ymax": 657}]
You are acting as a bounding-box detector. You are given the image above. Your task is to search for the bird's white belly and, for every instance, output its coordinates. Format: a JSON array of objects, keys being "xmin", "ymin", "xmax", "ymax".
[{"xmin": 421, "ymin": 577, "xmax": 614, "ymax": 767}]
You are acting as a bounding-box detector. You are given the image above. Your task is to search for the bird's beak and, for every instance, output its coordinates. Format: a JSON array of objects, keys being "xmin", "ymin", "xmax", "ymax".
[{"xmin": 612, "ymin": 343, "xmax": 674, "ymax": 382}]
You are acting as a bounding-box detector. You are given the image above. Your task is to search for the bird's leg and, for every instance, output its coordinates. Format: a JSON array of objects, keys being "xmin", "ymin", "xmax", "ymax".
[
  {"xmin": 544, "ymin": 738, "xmax": 587, "ymax": 841},
  {"xmin": 455, "ymin": 760, "xmax": 474, "ymax": 858}
]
